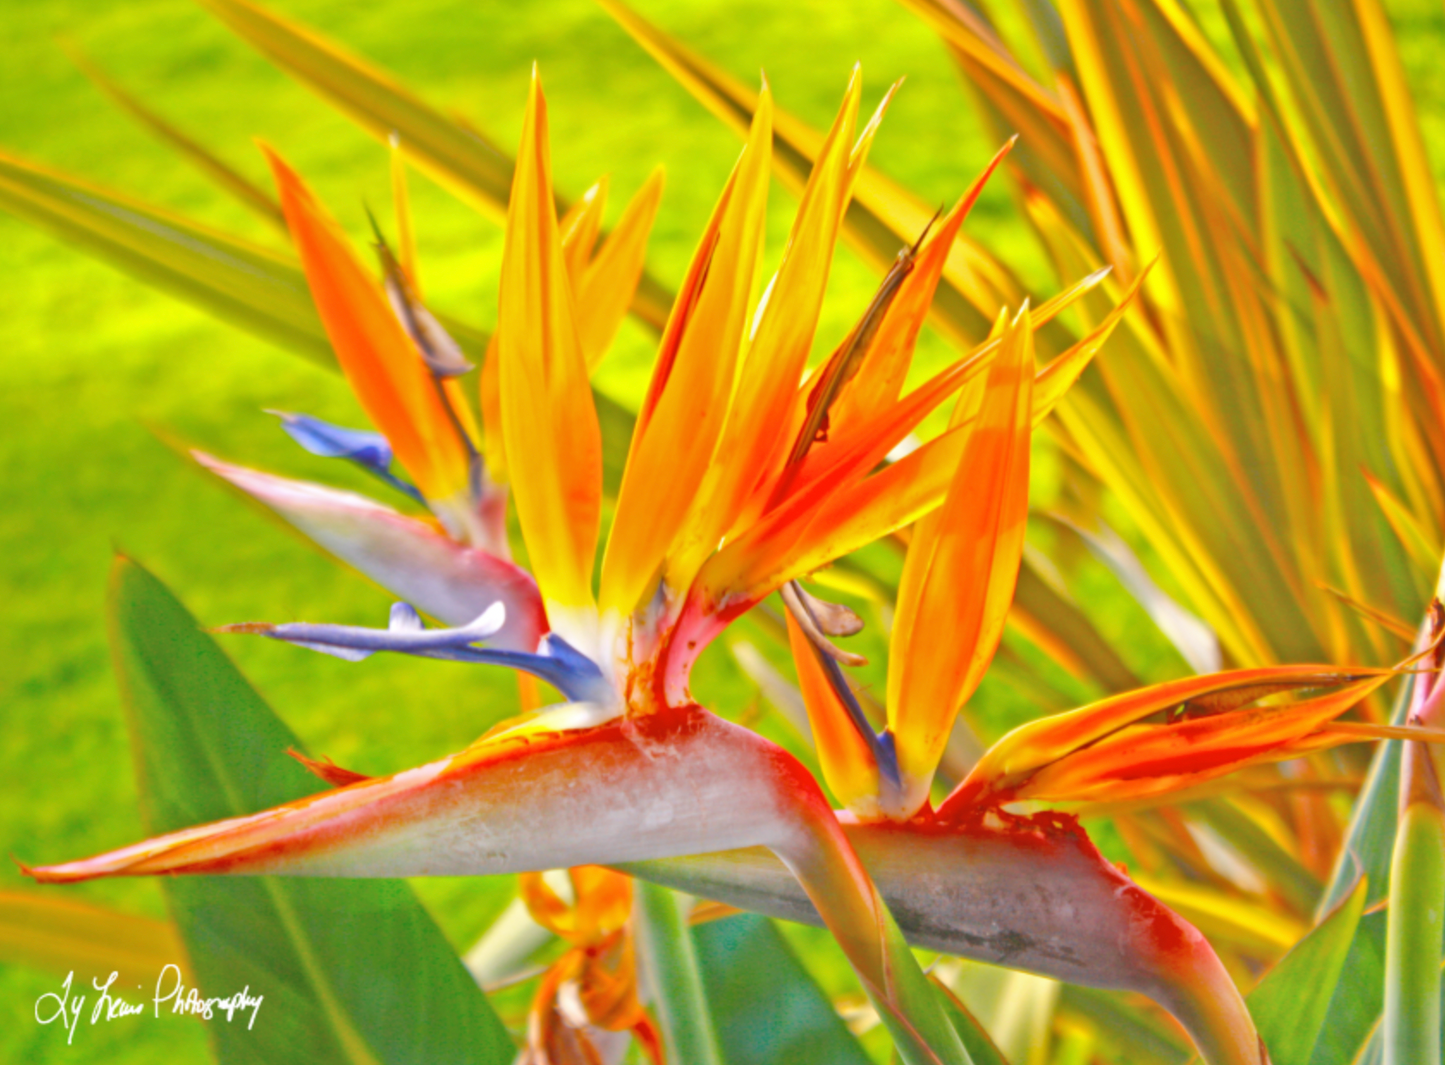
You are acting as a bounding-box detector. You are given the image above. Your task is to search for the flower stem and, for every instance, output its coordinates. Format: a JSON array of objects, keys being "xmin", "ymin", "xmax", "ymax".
[{"xmin": 633, "ymin": 880, "xmax": 725, "ymax": 1065}]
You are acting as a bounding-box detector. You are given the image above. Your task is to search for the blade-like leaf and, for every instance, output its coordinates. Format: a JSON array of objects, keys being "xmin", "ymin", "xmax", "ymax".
[
  {"xmin": 198, "ymin": 0, "xmax": 673, "ymax": 332},
  {"xmin": 692, "ymin": 913, "xmax": 874, "ymax": 1065},
  {"xmin": 105, "ymin": 555, "xmax": 513, "ymax": 1064},
  {"xmin": 0, "ymin": 149, "xmax": 330, "ymax": 362},
  {"xmin": 0, "ymin": 892, "xmax": 188, "ymax": 983},
  {"xmin": 1247, "ymin": 878, "xmax": 1367, "ymax": 1065}
]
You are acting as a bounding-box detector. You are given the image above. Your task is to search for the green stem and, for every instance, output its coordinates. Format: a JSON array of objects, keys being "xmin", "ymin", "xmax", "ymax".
[
  {"xmin": 633, "ymin": 880, "xmax": 725, "ymax": 1065},
  {"xmin": 1384, "ymin": 742, "xmax": 1445, "ymax": 1065}
]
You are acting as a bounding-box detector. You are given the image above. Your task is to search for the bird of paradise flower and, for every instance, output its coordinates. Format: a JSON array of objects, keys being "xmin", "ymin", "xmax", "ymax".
[{"xmin": 26, "ymin": 67, "xmax": 1434, "ymax": 1065}]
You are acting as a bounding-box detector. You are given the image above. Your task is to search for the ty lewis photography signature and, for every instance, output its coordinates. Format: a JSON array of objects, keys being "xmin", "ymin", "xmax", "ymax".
[{"xmin": 35, "ymin": 964, "xmax": 264, "ymax": 1044}]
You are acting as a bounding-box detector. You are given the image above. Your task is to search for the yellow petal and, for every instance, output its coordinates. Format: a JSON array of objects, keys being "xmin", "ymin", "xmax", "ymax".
[
  {"xmin": 673, "ymin": 72, "xmax": 865, "ymax": 583},
  {"xmin": 559, "ymin": 175, "xmax": 608, "ymax": 279},
  {"xmin": 575, "ymin": 170, "xmax": 665, "ymax": 371},
  {"xmin": 497, "ymin": 69, "xmax": 602, "ymax": 611},
  {"xmin": 598, "ymin": 87, "xmax": 773, "ymax": 617}
]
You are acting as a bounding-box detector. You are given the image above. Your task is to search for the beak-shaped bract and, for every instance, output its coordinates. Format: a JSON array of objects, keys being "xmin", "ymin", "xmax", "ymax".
[{"xmin": 195, "ymin": 451, "xmax": 544, "ymax": 651}]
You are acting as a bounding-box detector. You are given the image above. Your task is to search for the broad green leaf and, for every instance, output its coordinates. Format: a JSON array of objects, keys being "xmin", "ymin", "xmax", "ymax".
[
  {"xmin": 109, "ymin": 555, "xmax": 513, "ymax": 1065},
  {"xmin": 692, "ymin": 914, "xmax": 873, "ymax": 1065},
  {"xmin": 634, "ymin": 883, "xmax": 724, "ymax": 1065},
  {"xmin": 1309, "ymin": 677, "xmax": 1415, "ymax": 1063},
  {"xmin": 1247, "ymin": 878, "xmax": 1366, "ymax": 1065},
  {"xmin": 0, "ymin": 891, "xmax": 188, "ymax": 983},
  {"xmin": 197, "ymin": 0, "xmax": 672, "ymax": 333}
]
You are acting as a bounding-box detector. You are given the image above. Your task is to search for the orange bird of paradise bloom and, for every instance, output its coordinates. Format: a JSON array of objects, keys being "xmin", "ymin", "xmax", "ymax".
[{"xmin": 30, "ymin": 66, "xmax": 1438, "ymax": 1065}]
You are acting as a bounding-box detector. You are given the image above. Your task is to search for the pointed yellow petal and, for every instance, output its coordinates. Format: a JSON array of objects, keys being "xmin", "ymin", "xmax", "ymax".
[
  {"xmin": 598, "ymin": 88, "xmax": 773, "ymax": 617},
  {"xmin": 673, "ymin": 73, "xmax": 864, "ymax": 579},
  {"xmin": 497, "ymin": 71, "xmax": 602, "ymax": 611},
  {"xmin": 478, "ymin": 332, "xmax": 507, "ymax": 483},
  {"xmin": 559, "ymin": 175, "xmax": 608, "ymax": 280},
  {"xmin": 575, "ymin": 170, "xmax": 664, "ymax": 371},
  {"xmin": 692, "ymin": 265, "xmax": 1122, "ymax": 608},
  {"xmin": 265, "ymin": 147, "xmax": 472, "ymax": 505},
  {"xmin": 887, "ymin": 304, "xmax": 1036, "ymax": 814},
  {"xmin": 388, "ymin": 134, "xmax": 418, "ymax": 288}
]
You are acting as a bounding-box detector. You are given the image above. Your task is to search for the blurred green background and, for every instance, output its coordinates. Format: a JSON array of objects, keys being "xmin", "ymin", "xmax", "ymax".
[{"xmin": 4, "ymin": 0, "xmax": 1445, "ymax": 1060}]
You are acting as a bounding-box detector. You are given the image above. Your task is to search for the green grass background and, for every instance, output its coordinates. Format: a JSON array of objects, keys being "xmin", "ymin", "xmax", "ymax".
[{"xmin": 4, "ymin": 0, "xmax": 1445, "ymax": 1061}]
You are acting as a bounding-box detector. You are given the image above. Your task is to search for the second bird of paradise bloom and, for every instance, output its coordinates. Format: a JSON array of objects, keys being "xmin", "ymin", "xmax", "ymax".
[{"xmin": 26, "ymin": 66, "xmax": 1430, "ymax": 1065}]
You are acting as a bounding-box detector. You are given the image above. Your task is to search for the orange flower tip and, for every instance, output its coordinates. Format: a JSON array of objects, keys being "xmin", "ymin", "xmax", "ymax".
[
  {"xmin": 212, "ymin": 621, "xmax": 276, "ymax": 636},
  {"xmin": 11, "ymin": 855, "xmax": 38, "ymax": 880},
  {"xmin": 286, "ymin": 748, "xmax": 373, "ymax": 788}
]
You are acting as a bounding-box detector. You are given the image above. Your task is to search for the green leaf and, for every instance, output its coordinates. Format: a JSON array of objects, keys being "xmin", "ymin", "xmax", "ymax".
[
  {"xmin": 1306, "ymin": 912, "xmax": 1387, "ymax": 1065},
  {"xmin": 934, "ymin": 979, "xmax": 1012, "ymax": 1065},
  {"xmin": 0, "ymin": 150, "xmax": 332, "ymax": 364},
  {"xmin": 1247, "ymin": 877, "xmax": 1367, "ymax": 1065},
  {"xmin": 63, "ymin": 40, "xmax": 286, "ymax": 231},
  {"xmin": 109, "ymin": 555, "xmax": 514, "ymax": 1065},
  {"xmin": 633, "ymin": 883, "xmax": 724, "ymax": 1065},
  {"xmin": 692, "ymin": 914, "xmax": 873, "ymax": 1065},
  {"xmin": 1309, "ymin": 678, "xmax": 1413, "ymax": 1064},
  {"xmin": 1383, "ymin": 751, "xmax": 1445, "ymax": 1065},
  {"xmin": 0, "ymin": 147, "xmax": 639, "ymax": 495}
]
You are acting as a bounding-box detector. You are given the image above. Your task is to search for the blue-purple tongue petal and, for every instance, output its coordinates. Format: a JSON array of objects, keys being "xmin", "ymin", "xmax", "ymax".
[
  {"xmin": 228, "ymin": 602, "xmax": 613, "ymax": 704},
  {"xmin": 268, "ymin": 410, "xmax": 424, "ymax": 503}
]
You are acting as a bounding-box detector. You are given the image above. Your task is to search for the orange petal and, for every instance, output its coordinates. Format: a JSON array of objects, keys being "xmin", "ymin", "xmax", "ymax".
[
  {"xmin": 1011, "ymin": 676, "xmax": 1394, "ymax": 804},
  {"xmin": 598, "ymin": 86, "xmax": 773, "ymax": 617},
  {"xmin": 886, "ymin": 303, "xmax": 1036, "ymax": 814},
  {"xmin": 786, "ymin": 612, "xmax": 884, "ymax": 816},
  {"xmin": 497, "ymin": 70, "xmax": 603, "ymax": 612},
  {"xmin": 940, "ymin": 664, "xmax": 1394, "ymax": 815},
  {"xmin": 828, "ymin": 140, "xmax": 1016, "ymax": 432},
  {"xmin": 264, "ymin": 147, "xmax": 473, "ymax": 507}
]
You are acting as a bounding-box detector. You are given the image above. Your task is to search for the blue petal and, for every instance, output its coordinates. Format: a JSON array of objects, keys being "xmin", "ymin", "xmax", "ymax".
[
  {"xmin": 812, "ymin": 645, "xmax": 902, "ymax": 794},
  {"xmin": 270, "ymin": 411, "xmax": 393, "ymax": 465},
  {"xmin": 256, "ymin": 603, "xmax": 613, "ymax": 704}
]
